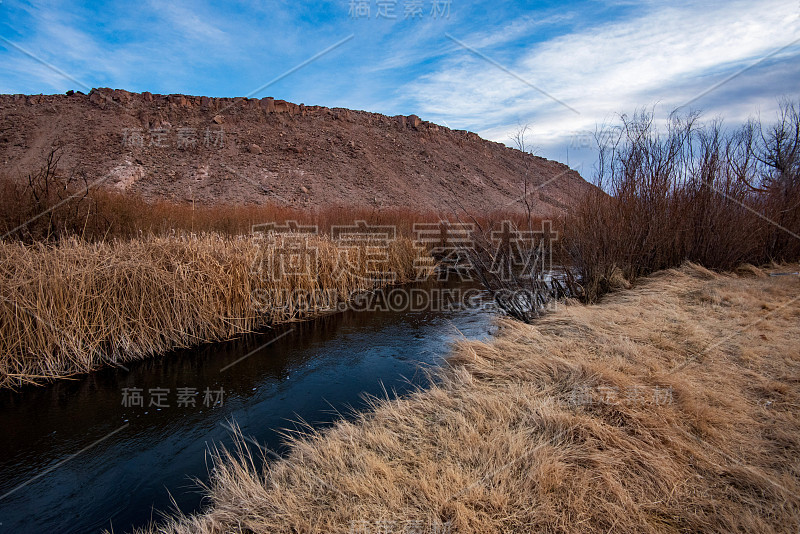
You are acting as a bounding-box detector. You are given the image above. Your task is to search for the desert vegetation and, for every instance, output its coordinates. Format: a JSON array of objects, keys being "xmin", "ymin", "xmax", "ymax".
[
  {"xmin": 0, "ymin": 149, "xmax": 538, "ymax": 243},
  {"xmin": 0, "ymin": 150, "xmax": 447, "ymax": 388},
  {"xmin": 0, "ymin": 233, "xmax": 426, "ymax": 388},
  {"xmin": 565, "ymin": 100, "xmax": 800, "ymax": 301},
  {"xmin": 132, "ymin": 263, "xmax": 800, "ymax": 533},
  {"xmin": 0, "ymin": 161, "xmax": 436, "ymax": 241},
  {"xmin": 437, "ymin": 100, "xmax": 800, "ymax": 321}
]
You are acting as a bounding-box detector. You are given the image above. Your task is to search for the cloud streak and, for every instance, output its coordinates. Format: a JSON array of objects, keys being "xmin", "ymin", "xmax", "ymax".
[{"xmin": 404, "ymin": 0, "xmax": 800, "ymax": 170}]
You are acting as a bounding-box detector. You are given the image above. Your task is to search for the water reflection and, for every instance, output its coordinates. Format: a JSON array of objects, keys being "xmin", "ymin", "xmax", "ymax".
[{"xmin": 0, "ymin": 282, "xmax": 495, "ymax": 533}]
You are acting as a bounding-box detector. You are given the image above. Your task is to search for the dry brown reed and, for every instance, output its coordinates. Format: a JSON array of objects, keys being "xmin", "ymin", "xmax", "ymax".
[
  {"xmin": 0, "ymin": 233, "xmax": 426, "ymax": 388},
  {"xmin": 0, "ymin": 165, "xmax": 530, "ymax": 243}
]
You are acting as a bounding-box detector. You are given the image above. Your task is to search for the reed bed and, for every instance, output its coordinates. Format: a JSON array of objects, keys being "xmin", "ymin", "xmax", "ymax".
[
  {"xmin": 0, "ymin": 166, "xmax": 531, "ymax": 243},
  {"xmin": 0, "ymin": 233, "xmax": 426, "ymax": 388},
  {"xmin": 133, "ymin": 262, "xmax": 800, "ymax": 533}
]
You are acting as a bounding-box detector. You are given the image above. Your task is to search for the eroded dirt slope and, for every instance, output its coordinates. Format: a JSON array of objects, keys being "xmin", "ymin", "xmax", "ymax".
[{"xmin": 0, "ymin": 89, "xmax": 593, "ymax": 214}]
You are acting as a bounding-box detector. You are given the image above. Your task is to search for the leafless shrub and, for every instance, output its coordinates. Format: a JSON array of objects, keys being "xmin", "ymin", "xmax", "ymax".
[
  {"xmin": 458, "ymin": 124, "xmax": 577, "ymax": 322},
  {"xmin": 0, "ymin": 144, "xmax": 92, "ymax": 242},
  {"xmin": 566, "ymin": 100, "xmax": 800, "ymax": 301}
]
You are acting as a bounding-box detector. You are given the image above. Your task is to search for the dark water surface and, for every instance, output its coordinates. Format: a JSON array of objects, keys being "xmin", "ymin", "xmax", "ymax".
[{"xmin": 0, "ymin": 283, "xmax": 495, "ymax": 533}]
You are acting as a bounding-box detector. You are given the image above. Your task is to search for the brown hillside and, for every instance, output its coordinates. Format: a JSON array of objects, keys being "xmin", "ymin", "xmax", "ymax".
[{"xmin": 0, "ymin": 89, "xmax": 592, "ymax": 214}]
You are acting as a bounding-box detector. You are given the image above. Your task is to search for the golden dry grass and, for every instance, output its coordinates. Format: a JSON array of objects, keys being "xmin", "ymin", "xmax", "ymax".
[
  {"xmin": 136, "ymin": 263, "xmax": 800, "ymax": 533},
  {"xmin": 0, "ymin": 233, "xmax": 426, "ymax": 388}
]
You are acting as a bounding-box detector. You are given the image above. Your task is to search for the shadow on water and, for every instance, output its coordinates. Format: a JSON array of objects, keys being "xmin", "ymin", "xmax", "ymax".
[{"xmin": 0, "ymin": 281, "xmax": 496, "ymax": 533}]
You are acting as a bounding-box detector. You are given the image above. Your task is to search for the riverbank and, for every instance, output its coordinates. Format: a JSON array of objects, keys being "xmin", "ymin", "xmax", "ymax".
[
  {"xmin": 0, "ymin": 233, "xmax": 426, "ymax": 388},
  {"xmin": 138, "ymin": 262, "xmax": 800, "ymax": 533}
]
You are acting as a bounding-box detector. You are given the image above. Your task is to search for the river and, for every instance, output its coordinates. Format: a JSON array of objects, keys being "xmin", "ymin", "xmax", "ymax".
[{"xmin": 0, "ymin": 281, "xmax": 496, "ymax": 533}]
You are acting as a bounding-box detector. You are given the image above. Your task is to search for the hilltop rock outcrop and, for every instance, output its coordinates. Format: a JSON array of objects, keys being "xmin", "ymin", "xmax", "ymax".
[{"xmin": 0, "ymin": 88, "xmax": 594, "ymax": 213}]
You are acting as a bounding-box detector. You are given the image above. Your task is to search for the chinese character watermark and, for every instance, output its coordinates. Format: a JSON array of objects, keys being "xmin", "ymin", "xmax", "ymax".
[
  {"xmin": 121, "ymin": 387, "xmax": 224, "ymax": 408},
  {"xmin": 349, "ymin": 518, "xmax": 452, "ymax": 533},
  {"xmin": 121, "ymin": 126, "xmax": 225, "ymax": 149},
  {"xmin": 349, "ymin": 0, "xmax": 451, "ymax": 19},
  {"xmin": 564, "ymin": 385, "xmax": 674, "ymax": 407}
]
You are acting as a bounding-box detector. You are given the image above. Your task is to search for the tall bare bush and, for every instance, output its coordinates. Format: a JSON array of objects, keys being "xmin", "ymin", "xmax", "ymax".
[{"xmin": 566, "ymin": 100, "xmax": 800, "ymax": 301}]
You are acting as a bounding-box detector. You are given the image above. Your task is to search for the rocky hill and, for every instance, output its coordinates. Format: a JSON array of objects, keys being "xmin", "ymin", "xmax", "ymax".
[{"xmin": 0, "ymin": 88, "xmax": 593, "ymax": 215}]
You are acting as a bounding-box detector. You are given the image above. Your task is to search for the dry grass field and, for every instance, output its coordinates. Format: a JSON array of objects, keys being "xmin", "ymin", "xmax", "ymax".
[
  {"xmin": 136, "ymin": 263, "xmax": 800, "ymax": 533},
  {"xmin": 0, "ymin": 233, "xmax": 426, "ymax": 388}
]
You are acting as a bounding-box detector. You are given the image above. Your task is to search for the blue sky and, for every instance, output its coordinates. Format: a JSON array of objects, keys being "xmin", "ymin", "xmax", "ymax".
[{"xmin": 1, "ymin": 0, "xmax": 799, "ymax": 176}]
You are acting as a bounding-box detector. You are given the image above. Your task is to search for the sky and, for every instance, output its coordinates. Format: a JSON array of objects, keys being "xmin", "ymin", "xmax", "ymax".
[{"xmin": 1, "ymin": 0, "xmax": 799, "ymax": 177}]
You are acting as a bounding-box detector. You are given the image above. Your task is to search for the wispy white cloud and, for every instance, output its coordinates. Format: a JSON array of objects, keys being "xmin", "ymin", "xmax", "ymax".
[
  {"xmin": 450, "ymin": 12, "xmax": 577, "ymax": 51},
  {"xmin": 150, "ymin": 1, "xmax": 230, "ymax": 44},
  {"xmin": 404, "ymin": 0, "xmax": 800, "ymax": 170},
  {"xmin": 0, "ymin": 0, "xmax": 321, "ymax": 95}
]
